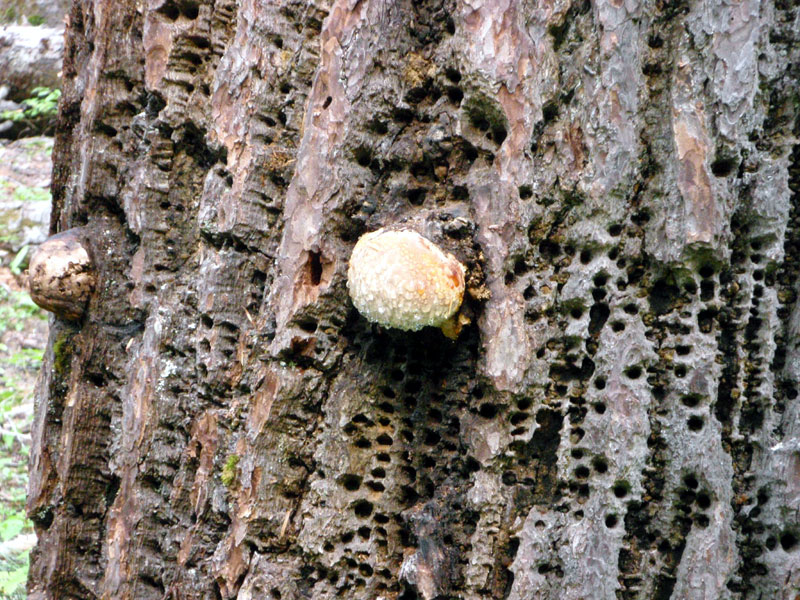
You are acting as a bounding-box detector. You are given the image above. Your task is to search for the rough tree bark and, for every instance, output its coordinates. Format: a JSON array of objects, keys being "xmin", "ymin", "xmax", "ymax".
[{"xmin": 25, "ymin": 0, "xmax": 800, "ymax": 598}]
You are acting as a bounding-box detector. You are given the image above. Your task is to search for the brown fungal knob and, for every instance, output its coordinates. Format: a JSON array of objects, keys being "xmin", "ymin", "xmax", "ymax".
[
  {"xmin": 347, "ymin": 228, "xmax": 466, "ymax": 337},
  {"xmin": 28, "ymin": 229, "xmax": 95, "ymax": 321}
]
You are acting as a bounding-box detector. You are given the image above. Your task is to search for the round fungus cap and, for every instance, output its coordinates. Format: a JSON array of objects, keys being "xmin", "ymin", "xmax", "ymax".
[
  {"xmin": 28, "ymin": 229, "xmax": 95, "ymax": 321},
  {"xmin": 347, "ymin": 228, "xmax": 465, "ymax": 333}
]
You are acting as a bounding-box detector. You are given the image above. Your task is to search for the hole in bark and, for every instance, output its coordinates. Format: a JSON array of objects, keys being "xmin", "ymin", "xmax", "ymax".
[
  {"xmin": 322, "ymin": 96, "xmax": 332, "ymax": 109},
  {"xmin": 354, "ymin": 146, "xmax": 372, "ymax": 167},
  {"xmin": 575, "ymin": 465, "xmax": 590, "ymax": 478},
  {"xmin": 780, "ymin": 532, "xmax": 798, "ymax": 551},
  {"xmin": 698, "ymin": 308, "xmax": 716, "ymax": 332},
  {"xmin": 405, "ymin": 380, "xmax": 422, "ymax": 394},
  {"xmin": 445, "ymin": 67, "xmax": 461, "ymax": 82},
  {"xmin": 592, "ymin": 457, "xmax": 608, "ymax": 473},
  {"xmin": 580, "ymin": 249, "xmax": 592, "ymax": 264},
  {"xmin": 405, "ymin": 87, "xmax": 427, "ymax": 104},
  {"xmin": 298, "ymin": 318, "xmax": 317, "ymax": 333},
  {"xmin": 611, "ymin": 321, "xmax": 625, "ymax": 332},
  {"xmin": 407, "ymin": 188, "xmax": 426, "ymax": 205},
  {"xmin": 510, "ymin": 412, "xmax": 527, "ymax": 426},
  {"xmin": 447, "ymin": 86, "xmax": 464, "ymax": 104},
  {"xmin": 424, "ymin": 430, "xmax": 440, "ymax": 445},
  {"xmin": 631, "ymin": 209, "xmax": 650, "ymax": 225},
  {"xmin": 352, "ymin": 500, "xmax": 373, "ymax": 518},
  {"xmin": 605, "ymin": 514, "xmax": 618, "ymax": 528},
  {"xmin": 339, "ymin": 475, "xmax": 362, "ymax": 491},
  {"xmin": 158, "ymin": 2, "xmax": 180, "ymax": 20},
  {"xmin": 375, "ymin": 433, "xmax": 393, "ymax": 446},
  {"xmin": 609, "ymin": 224, "xmax": 622, "ymax": 236},
  {"xmin": 399, "ymin": 588, "xmax": 419, "ymax": 600},
  {"xmin": 307, "ymin": 251, "xmax": 323, "ymax": 285},
  {"xmin": 393, "ymin": 107, "xmax": 414, "ymax": 123},
  {"xmin": 694, "ymin": 514, "xmax": 710, "ymax": 528},
  {"xmin": 594, "ymin": 377, "xmax": 606, "ymax": 390},
  {"xmin": 650, "ymin": 278, "xmax": 680, "ymax": 314},
  {"xmin": 674, "ymin": 364, "xmax": 687, "ymax": 377},
  {"xmin": 700, "ymin": 279, "xmax": 715, "ymax": 301},
  {"xmin": 624, "ymin": 366, "xmax": 642, "ymax": 379},
  {"xmin": 624, "ymin": 303, "xmax": 638, "ymax": 315},
  {"xmin": 519, "ymin": 185, "xmax": 533, "ymax": 199},
  {"xmin": 459, "ymin": 140, "xmax": 478, "ymax": 162},
  {"xmin": 588, "ymin": 303, "xmax": 610, "ymax": 335},
  {"xmin": 681, "ymin": 394, "xmax": 702, "ymax": 407},
  {"xmin": 400, "ymin": 486, "xmax": 419, "ymax": 505},
  {"xmin": 538, "ymin": 239, "xmax": 561, "ymax": 258},
  {"xmin": 368, "ymin": 118, "xmax": 387, "ymax": 134},
  {"xmin": 542, "ymin": 101, "xmax": 559, "ymax": 123},
  {"xmin": 594, "ymin": 402, "xmax": 606, "ymax": 414},
  {"xmin": 613, "ymin": 481, "xmax": 630, "ymax": 498},
  {"xmin": 478, "ymin": 403, "xmax": 498, "ymax": 418},
  {"xmin": 678, "ymin": 488, "xmax": 696, "ymax": 505},
  {"xmin": 181, "ymin": 2, "xmax": 199, "ymax": 18},
  {"xmin": 696, "ymin": 491, "xmax": 711, "ymax": 509},
  {"xmin": 710, "ymin": 155, "xmax": 737, "ymax": 177},
  {"xmin": 698, "ymin": 264, "xmax": 715, "ymax": 278},
  {"xmin": 687, "ymin": 415, "xmax": 704, "ymax": 431},
  {"xmin": 366, "ymin": 481, "xmax": 386, "ymax": 493}
]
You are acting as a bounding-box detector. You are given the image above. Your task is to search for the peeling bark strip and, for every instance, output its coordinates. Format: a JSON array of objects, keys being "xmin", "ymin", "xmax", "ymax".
[{"xmin": 26, "ymin": 0, "xmax": 800, "ymax": 598}]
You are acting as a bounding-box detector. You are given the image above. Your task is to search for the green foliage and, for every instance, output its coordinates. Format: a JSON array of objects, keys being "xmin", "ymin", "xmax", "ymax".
[
  {"xmin": 26, "ymin": 14, "xmax": 45, "ymax": 26},
  {"xmin": 8, "ymin": 247, "xmax": 28, "ymax": 275},
  {"xmin": 12, "ymin": 185, "xmax": 50, "ymax": 203},
  {"xmin": 0, "ymin": 553, "xmax": 28, "ymax": 598},
  {"xmin": 0, "ymin": 87, "xmax": 61, "ymax": 129},
  {"xmin": 0, "ymin": 278, "xmax": 43, "ymax": 600},
  {"xmin": 0, "ymin": 288, "xmax": 45, "ymax": 333},
  {"xmin": 0, "ymin": 511, "xmax": 25, "ymax": 542}
]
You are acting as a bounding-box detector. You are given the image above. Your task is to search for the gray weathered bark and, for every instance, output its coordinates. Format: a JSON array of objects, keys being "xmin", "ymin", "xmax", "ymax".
[{"xmin": 27, "ymin": 0, "xmax": 800, "ymax": 598}]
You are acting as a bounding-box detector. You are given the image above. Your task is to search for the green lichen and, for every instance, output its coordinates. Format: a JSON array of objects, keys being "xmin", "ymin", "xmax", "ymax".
[
  {"xmin": 221, "ymin": 454, "xmax": 240, "ymax": 488},
  {"xmin": 52, "ymin": 333, "xmax": 72, "ymax": 377}
]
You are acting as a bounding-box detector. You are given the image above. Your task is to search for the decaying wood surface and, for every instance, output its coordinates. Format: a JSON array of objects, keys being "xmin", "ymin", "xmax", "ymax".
[{"xmin": 27, "ymin": 0, "xmax": 800, "ymax": 598}]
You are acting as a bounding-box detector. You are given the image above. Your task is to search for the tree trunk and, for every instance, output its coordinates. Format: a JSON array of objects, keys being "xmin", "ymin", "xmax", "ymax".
[{"xmin": 26, "ymin": 0, "xmax": 800, "ymax": 598}]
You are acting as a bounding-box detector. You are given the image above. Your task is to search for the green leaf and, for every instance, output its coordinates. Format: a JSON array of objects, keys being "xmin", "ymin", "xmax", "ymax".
[
  {"xmin": 0, "ymin": 514, "xmax": 25, "ymax": 541},
  {"xmin": 0, "ymin": 560, "xmax": 28, "ymax": 595},
  {"xmin": 8, "ymin": 247, "xmax": 28, "ymax": 275}
]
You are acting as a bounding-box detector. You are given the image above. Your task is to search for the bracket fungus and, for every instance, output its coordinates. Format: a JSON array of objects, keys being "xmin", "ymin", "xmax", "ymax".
[
  {"xmin": 347, "ymin": 228, "xmax": 467, "ymax": 338},
  {"xmin": 28, "ymin": 228, "xmax": 95, "ymax": 321}
]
